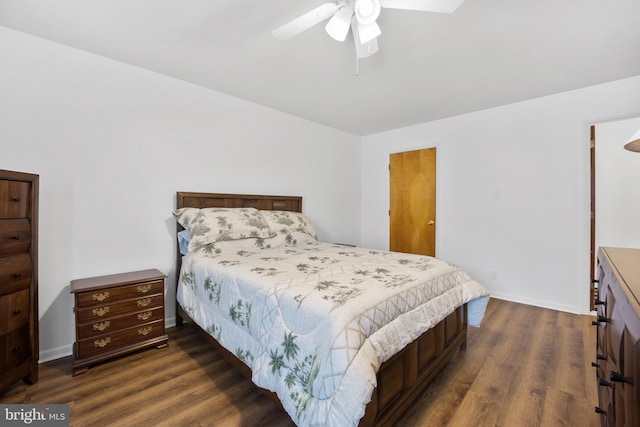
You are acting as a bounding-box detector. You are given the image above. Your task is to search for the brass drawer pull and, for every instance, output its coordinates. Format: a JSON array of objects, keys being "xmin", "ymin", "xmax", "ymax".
[
  {"xmin": 94, "ymin": 338, "xmax": 111, "ymax": 348},
  {"xmin": 137, "ymin": 298, "xmax": 152, "ymax": 307},
  {"xmin": 92, "ymin": 306, "xmax": 110, "ymax": 317},
  {"xmin": 138, "ymin": 326, "xmax": 153, "ymax": 336},
  {"xmin": 138, "ymin": 311, "xmax": 153, "ymax": 321},
  {"xmin": 92, "ymin": 292, "xmax": 109, "ymax": 302},
  {"xmin": 93, "ymin": 321, "xmax": 110, "ymax": 332},
  {"xmin": 137, "ymin": 284, "xmax": 153, "ymax": 293}
]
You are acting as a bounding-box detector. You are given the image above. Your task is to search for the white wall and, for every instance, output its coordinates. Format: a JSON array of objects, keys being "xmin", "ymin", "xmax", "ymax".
[
  {"xmin": 595, "ymin": 116, "xmax": 640, "ymax": 251},
  {"xmin": 0, "ymin": 26, "xmax": 361, "ymax": 361},
  {"xmin": 361, "ymin": 76, "xmax": 640, "ymax": 315}
]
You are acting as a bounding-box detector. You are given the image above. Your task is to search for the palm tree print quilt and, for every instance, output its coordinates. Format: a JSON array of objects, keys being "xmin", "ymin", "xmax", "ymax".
[{"xmin": 177, "ymin": 231, "xmax": 489, "ymax": 426}]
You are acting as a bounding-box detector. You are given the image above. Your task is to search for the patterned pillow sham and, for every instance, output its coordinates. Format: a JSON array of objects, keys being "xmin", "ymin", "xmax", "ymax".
[
  {"xmin": 260, "ymin": 210, "xmax": 317, "ymax": 239},
  {"xmin": 173, "ymin": 207, "xmax": 275, "ymax": 252},
  {"xmin": 195, "ymin": 231, "xmax": 318, "ymax": 258}
]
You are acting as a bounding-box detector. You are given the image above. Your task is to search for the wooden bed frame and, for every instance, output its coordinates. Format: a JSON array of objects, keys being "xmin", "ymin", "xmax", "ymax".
[{"xmin": 175, "ymin": 192, "xmax": 468, "ymax": 427}]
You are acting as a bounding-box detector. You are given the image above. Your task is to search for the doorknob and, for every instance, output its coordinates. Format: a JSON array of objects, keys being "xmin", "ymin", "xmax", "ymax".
[{"xmin": 428, "ymin": 220, "xmax": 435, "ymax": 225}]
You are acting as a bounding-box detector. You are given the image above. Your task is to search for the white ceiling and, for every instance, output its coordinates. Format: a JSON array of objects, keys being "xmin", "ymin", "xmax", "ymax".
[{"xmin": 1, "ymin": 0, "xmax": 639, "ymax": 135}]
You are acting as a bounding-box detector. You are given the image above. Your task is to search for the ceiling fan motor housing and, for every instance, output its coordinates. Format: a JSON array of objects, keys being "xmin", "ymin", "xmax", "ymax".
[{"xmin": 355, "ymin": 0, "xmax": 381, "ymax": 24}]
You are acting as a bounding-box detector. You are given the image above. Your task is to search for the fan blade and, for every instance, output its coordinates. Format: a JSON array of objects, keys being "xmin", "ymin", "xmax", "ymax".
[
  {"xmin": 379, "ymin": 0, "xmax": 463, "ymax": 13},
  {"xmin": 352, "ymin": 20, "xmax": 379, "ymax": 58},
  {"xmin": 325, "ymin": 6, "xmax": 354, "ymax": 41},
  {"xmin": 357, "ymin": 20, "xmax": 381, "ymax": 44},
  {"xmin": 272, "ymin": 3, "xmax": 340, "ymax": 39}
]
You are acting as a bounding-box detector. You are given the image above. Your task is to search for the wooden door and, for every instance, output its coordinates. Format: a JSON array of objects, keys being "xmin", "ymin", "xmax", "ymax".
[{"xmin": 389, "ymin": 148, "xmax": 436, "ymax": 256}]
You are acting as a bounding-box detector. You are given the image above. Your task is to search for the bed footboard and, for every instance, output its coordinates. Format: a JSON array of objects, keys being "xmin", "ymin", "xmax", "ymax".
[
  {"xmin": 359, "ymin": 304, "xmax": 467, "ymax": 427},
  {"xmin": 176, "ymin": 303, "xmax": 467, "ymax": 426}
]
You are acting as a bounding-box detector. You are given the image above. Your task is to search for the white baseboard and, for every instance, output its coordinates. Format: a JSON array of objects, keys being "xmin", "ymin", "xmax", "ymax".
[
  {"xmin": 39, "ymin": 344, "xmax": 73, "ymax": 364},
  {"xmin": 489, "ymin": 292, "xmax": 585, "ymax": 315}
]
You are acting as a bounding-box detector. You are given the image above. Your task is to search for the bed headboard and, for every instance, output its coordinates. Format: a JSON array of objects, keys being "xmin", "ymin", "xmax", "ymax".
[
  {"xmin": 174, "ymin": 192, "xmax": 303, "ymax": 314},
  {"xmin": 176, "ymin": 192, "xmax": 302, "ymax": 212}
]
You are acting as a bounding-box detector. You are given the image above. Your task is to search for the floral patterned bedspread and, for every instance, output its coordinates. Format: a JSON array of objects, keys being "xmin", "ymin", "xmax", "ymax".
[{"xmin": 177, "ymin": 231, "xmax": 489, "ymax": 426}]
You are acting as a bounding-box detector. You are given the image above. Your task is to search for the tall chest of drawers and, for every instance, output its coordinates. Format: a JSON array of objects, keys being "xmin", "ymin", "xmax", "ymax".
[
  {"xmin": 70, "ymin": 269, "xmax": 168, "ymax": 375},
  {"xmin": 595, "ymin": 247, "xmax": 640, "ymax": 426},
  {"xmin": 0, "ymin": 169, "xmax": 39, "ymax": 393}
]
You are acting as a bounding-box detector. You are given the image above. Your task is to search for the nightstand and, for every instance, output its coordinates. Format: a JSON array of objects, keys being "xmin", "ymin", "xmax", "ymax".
[{"xmin": 70, "ymin": 269, "xmax": 168, "ymax": 376}]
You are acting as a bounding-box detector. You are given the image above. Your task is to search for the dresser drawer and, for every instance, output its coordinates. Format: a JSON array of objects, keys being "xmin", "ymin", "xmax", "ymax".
[
  {"xmin": 75, "ymin": 294, "xmax": 164, "ymax": 323},
  {"xmin": 0, "ymin": 254, "xmax": 32, "ymax": 296},
  {"xmin": 76, "ymin": 319, "xmax": 164, "ymax": 358},
  {"xmin": 75, "ymin": 279, "xmax": 164, "ymax": 307},
  {"xmin": 0, "ymin": 289, "xmax": 29, "ymax": 335},
  {"xmin": 0, "ymin": 180, "xmax": 31, "ymax": 219},
  {"xmin": 0, "ymin": 325, "xmax": 30, "ymax": 372},
  {"xmin": 76, "ymin": 306, "xmax": 164, "ymax": 339},
  {"xmin": 0, "ymin": 219, "xmax": 31, "ymax": 258}
]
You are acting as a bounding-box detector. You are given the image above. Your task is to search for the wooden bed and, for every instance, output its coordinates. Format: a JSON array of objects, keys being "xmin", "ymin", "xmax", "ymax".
[{"xmin": 175, "ymin": 192, "xmax": 468, "ymax": 427}]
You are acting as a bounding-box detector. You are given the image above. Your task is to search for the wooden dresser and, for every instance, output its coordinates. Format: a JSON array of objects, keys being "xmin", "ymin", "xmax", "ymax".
[
  {"xmin": 70, "ymin": 269, "xmax": 168, "ymax": 376},
  {"xmin": 0, "ymin": 169, "xmax": 39, "ymax": 393},
  {"xmin": 595, "ymin": 247, "xmax": 640, "ymax": 426}
]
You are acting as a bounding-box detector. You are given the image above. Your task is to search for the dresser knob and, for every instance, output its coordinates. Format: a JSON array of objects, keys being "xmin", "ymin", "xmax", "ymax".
[
  {"xmin": 595, "ymin": 407, "xmax": 607, "ymax": 415},
  {"xmin": 13, "ymin": 309, "xmax": 21, "ymax": 315},
  {"xmin": 12, "ymin": 235, "xmax": 20, "ymax": 240},
  {"xmin": 12, "ymin": 197, "xmax": 21, "ymax": 202},
  {"xmin": 13, "ymin": 273, "xmax": 22, "ymax": 279},
  {"xmin": 599, "ymin": 379, "xmax": 613, "ymax": 388},
  {"xmin": 610, "ymin": 371, "xmax": 628, "ymax": 383},
  {"xmin": 12, "ymin": 346, "xmax": 20, "ymax": 352}
]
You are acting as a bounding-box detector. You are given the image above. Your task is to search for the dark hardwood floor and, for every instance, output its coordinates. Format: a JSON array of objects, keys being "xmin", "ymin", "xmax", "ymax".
[{"xmin": 1, "ymin": 298, "xmax": 600, "ymax": 427}]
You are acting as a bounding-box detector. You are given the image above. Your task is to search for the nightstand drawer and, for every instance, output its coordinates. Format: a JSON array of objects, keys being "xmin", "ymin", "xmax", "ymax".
[
  {"xmin": 75, "ymin": 294, "xmax": 164, "ymax": 323},
  {"xmin": 0, "ymin": 180, "xmax": 30, "ymax": 219},
  {"xmin": 76, "ymin": 319, "xmax": 164, "ymax": 357},
  {"xmin": 75, "ymin": 279, "xmax": 164, "ymax": 307},
  {"xmin": 0, "ymin": 219, "xmax": 31, "ymax": 257},
  {"xmin": 0, "ymin": 289, "xmax": 29, "ymax": 334},
  {"xmin": 0, "ymin": 254, "xmax": 32, "ymax": 295},
  {"xmin": 0, "ymin": 325, "xmax": 30, "ymax": 371},
  {"xmin": 76, "ymin": 306, "xmax": 164, "ymax": 339}
]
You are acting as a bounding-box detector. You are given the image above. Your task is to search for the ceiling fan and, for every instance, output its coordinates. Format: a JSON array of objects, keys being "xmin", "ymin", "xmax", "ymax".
[{"xmin": 273, "ymin": 0, "xmax": 464, "ymax": 58}]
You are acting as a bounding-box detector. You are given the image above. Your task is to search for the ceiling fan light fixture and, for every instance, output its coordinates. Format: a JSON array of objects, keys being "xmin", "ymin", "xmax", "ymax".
[
  {"xmin": 357, "ymin": 20, "xmax": 381, "ymax": 44},
  {"xmin": 326, "ymin": 5, "xmax": 354, "ymax": 41},
  {"xmin": 624, "ymin": 129, "xmax": 640, "ymax": 153},
  {"xmin": 355, "ymin": 0, "xmax": 381, "ymax": 25}
]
